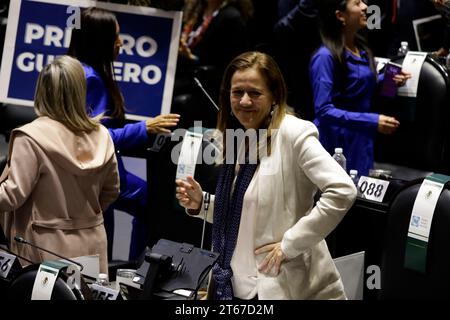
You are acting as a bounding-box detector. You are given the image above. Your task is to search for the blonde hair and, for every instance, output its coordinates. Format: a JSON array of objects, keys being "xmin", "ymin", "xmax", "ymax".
[{"xmin": 34, "ymin": 55, "xmax": 99, "ymax": 132}]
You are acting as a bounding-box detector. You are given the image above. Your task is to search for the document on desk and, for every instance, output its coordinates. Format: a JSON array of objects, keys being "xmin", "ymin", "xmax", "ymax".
[
  {"xmin": 176, "ymin": 131, "xmax": 203, "ymax": 181},
  {"xmin": 397, "ymin": 51, "xmax": 427, "ymax": 98},
  {"xmin": 69, "ymin": 255, "xmax": 99, "ymax": 280}
]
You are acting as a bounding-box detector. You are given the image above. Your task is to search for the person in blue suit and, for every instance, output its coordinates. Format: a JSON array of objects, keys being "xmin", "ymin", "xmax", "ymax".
[
  {"xmin": 310, "ymin": 0, "xmax": 410, "ymax": 176},
  {"xmin": 68, "ymin": 7, "xmax": 180, "ymax": 261}
]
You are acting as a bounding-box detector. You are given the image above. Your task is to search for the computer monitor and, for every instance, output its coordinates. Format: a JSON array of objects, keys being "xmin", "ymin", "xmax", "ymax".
[{"xmin": 413, "ymin": 14, "xmax": 446, "ymax": 52}]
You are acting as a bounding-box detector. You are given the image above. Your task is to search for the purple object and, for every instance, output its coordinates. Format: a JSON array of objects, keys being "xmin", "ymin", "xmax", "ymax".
[{"xmin": 381, "ymin": 62, "xmax": 402, "ymax": 98}]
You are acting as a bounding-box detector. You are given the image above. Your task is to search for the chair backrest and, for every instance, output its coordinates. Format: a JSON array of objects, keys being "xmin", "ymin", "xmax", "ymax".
[
  {"xmin": 0, "ymin": 104, "xmax": 37, "ymax": 172},
  {"xmin": 0, "ymin": 104, "xmax": 37, "ymax": 141},
  {"xmin": 146, "ymin": 134, "xmax": 220, "ymax": 249},
  {"xmin": 7, "ymin": 265, "xmax": 83, "ymax": 300},
  {"xmin": 380, "ymin": 179, "xmax": 450, "ymax": 299},
  {"xmin": 374, "ymin": 55, "xmax": 450, "ymax": 174}
]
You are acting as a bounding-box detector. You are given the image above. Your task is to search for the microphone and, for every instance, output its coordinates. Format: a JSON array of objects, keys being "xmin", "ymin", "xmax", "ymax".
[
  {"xmin": 200, "ymin": 192, "xmax": 211, "ymax": 250},
  {"xmin": 193, "ymin": 77, "xmax": 220, "ymax": 112},
  {"xmin": 14, "ymin": 236, "xmax": 84, "ymax": 271}
]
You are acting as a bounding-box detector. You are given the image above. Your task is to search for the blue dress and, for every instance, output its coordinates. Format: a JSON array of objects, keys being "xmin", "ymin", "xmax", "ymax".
[
  {"xmin": 83, "ymin": 64, "xmax": 150, "ymax": 261},
  {"xmin": 310, "ymin": 46, "xmax": 380, "ymax": 176}
]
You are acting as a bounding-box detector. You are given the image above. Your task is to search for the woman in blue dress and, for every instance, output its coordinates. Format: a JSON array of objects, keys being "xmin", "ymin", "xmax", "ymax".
[
  {"xmin": 68, "ymin": 7, "xmax": 180, "ymax": 261},
  {"xmin": 310, "ymin": 0, "xmax": 410, "ymax": 176}
]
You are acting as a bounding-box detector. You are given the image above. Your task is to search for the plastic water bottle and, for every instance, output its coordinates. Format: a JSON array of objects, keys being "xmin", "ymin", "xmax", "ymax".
[
  {"xmin": 332, "ymin": 148, "xmax": 347, "ymax": 172},
  {"xmin": 397, "ymin": 41, "xmax": 409, "ymax": 56},
  {"xmin": 446, "ymin": 53, "xmax": 450, "ymax": 70},
  {"xmin": 349, "ymin": 169, "xmax": 359, "ymax": 186},
  {"xmin": 95, "ymin": 273, "xmax": 110, "ymax": 287},
  {"xmin": 349, "ymin": 169, "xmax": 362, "ymax": 197}
]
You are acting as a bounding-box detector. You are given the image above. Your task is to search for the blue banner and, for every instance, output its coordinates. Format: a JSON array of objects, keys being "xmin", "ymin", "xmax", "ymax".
[{"xmin": 0, "ymin": 0, "xmax": 182, "ymax": 120}]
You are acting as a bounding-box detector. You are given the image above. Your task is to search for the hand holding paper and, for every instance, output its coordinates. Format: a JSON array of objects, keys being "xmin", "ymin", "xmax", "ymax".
[
  {"xmin": 175, "ymin": 176, "xmax": 203, "ymax": 213},
  {"xmin": 393, "ymin": 71, "xmax": 412, "ymax": 87}
]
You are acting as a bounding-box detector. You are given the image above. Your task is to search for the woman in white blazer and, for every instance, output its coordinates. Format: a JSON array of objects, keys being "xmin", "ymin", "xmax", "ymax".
[{"xmin": 175, "ymin": 51, "xmax": 357, "ymax": 300}]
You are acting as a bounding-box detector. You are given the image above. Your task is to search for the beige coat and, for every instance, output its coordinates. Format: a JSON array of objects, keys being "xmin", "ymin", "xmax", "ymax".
[
  {"xmin": 194, "ymin": 115, "xmax": 357, "ymax": 299},
  {"xmin": 0, "ymin": 116, "xmax": 119, "ymax": 274}
]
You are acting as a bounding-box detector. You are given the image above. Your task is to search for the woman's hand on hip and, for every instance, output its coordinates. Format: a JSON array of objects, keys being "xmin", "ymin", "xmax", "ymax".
[
  {"xmin": 255, "ymin": 242, "xmax": 287, "ymax": 276},
  {"xmin": 175, "ymin": 176, "xmax": 203, "ymax": 213},
  {"xmin": 146, "ymin": 113, "xmax": 180, "ymax": 135}
]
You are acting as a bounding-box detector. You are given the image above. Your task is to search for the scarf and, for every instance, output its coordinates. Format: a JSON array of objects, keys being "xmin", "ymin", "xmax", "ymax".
[{"xmin": 212, "ymin": 162, "xmax": 257, "ymax": 300}]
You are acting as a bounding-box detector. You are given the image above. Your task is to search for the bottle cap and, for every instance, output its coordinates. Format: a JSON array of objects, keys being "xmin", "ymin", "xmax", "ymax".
[
  {"xmin": 401, "ymin": 41, "xmax": 408, "ymax": 46},
  {"xmin": 98, "ymin": 273, "xmax": 108, "ymax": 281},
  {"xmin": 350, "ymin": 169, "xmax": 358, "ymax": 175},
  {"xmin": 334, "ymin": 147, "xmax": 343, "ymax": 153}
]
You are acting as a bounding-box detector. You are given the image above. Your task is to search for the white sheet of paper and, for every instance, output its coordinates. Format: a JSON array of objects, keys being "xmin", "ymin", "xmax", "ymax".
[
  {"xmin": 408, "ymin": 179, "xmax": 444, "ymax": 242},
  {"xmin": 397, "ymin": 51, "xmax": 427, "ymax": 98},
  {"xmin": 176, "ymin": 131, "xmax": 203, "ymax": 181},
  {"xmin": 68, "ymin": 255, "xmax": 99, "ymax": 280}
]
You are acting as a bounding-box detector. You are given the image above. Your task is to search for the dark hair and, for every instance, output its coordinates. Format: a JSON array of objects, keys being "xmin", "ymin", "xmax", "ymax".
[
  {"xmin": 316, "ymin": 0, "xmax": 375, "ymax": 78},
  {"xmin": 68, "ymin": 7, "xmax": 125, "ymax": 120},
  {"xmin": 183, "ymin": 0, "xmax": 253, "ymax": 25}
]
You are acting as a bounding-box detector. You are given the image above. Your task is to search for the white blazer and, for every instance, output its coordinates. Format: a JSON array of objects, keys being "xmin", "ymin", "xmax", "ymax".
[{"xmin": 193, "ymin": 115, "xmax": 357, "ymax": 299}]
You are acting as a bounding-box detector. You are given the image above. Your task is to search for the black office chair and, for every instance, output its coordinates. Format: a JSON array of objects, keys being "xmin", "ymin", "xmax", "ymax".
[
  {"xmin": 374, "ymin": 54, "xmax": 450, "ymax": 178},
  {"xmin": 0, "ymin": 140, "xmax": 6, "ymax": 174},
  {"xmin": 0, "ymin": 104, "xmax": 37, "ymax": 141},
  {"xmin": 379, "ymin": 178, "xmax": 450, "ymax": 299},
  {"xmin": 0, "ymin": 103, "xmax": 37, "ymax": 175},
  {"xmin": 146, "ymin": 130, "xmax": 220, "ymax": 249},
  {"xmin": 7, "ymin": 264, "xmax": 88, "ymax": 300}
]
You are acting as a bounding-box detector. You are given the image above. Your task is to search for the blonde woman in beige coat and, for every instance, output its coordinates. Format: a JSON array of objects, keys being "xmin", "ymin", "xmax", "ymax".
[{"xmin": 0, "ymin": 56, "xmax": 119, "ymax": 274}]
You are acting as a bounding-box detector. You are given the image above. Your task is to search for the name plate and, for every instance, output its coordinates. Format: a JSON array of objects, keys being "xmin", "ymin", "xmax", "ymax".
[
  {"xmin": 357, "ymin": 176, "xmax": 390, "ymax": 202},
  {"xmin": 90, "ymin": 283, "xmax": 120, "ymax": 300},
  {"xmin": 0, "ymin": 251, "xmax": 17, "ymax": 279}
]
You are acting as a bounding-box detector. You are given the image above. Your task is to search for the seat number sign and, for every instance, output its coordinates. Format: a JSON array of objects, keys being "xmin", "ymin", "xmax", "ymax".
[
  {"xmin": 357, "ymin": 176, "xmax": 390, "ymax": 202},
  {"xmin": 0, "ymin": 251, "xmax": 16, "ymax": 279}
]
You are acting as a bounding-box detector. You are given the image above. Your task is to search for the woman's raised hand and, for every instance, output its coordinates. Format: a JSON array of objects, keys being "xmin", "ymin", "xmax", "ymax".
[
  {"xmin": 145, "ymin": 113, "xmax": 180, "ymax": 135},
  {"xmin": 175, "ymin": 176, "xmax": 203, "ymax": 214}
]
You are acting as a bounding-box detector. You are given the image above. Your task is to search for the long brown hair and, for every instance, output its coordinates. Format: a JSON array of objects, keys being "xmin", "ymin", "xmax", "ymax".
[{"xmin": 68, "ymin": 7, "xmax": 125, "ymax": 120}]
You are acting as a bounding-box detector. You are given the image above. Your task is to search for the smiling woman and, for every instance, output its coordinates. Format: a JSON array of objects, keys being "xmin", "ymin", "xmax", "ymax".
[
  {"xmin": 229, "ymin": 68, "xmax": 273, "ymax": 130},
  {"xmin": 175, "ymin": 51, "xmax": 357, "ymax": 300},
  {"xmin": 310, "ymin": 0, "xmax": 411, "ymax": 176}
]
